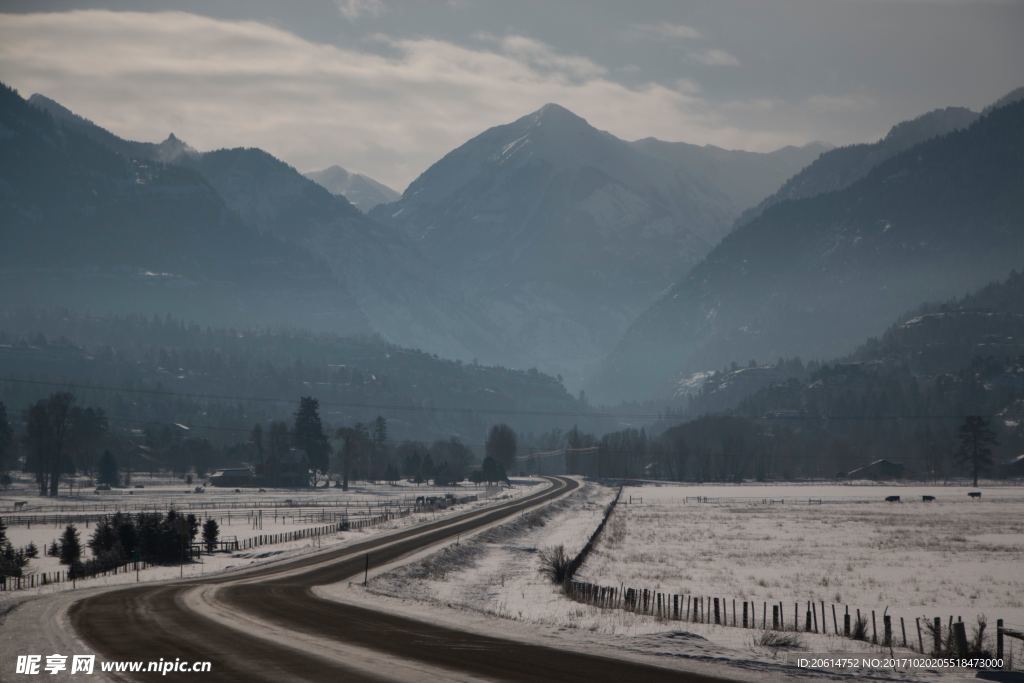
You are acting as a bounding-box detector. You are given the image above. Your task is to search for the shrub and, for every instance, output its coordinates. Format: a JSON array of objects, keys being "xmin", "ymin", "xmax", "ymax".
[
  {"xmin": 538, "ymin": 544, "xmax": 571, "ymax": 585},
  {"xmin": 852, "ymin": 614, "xmax": 869, "ymax": 641},
  {"xmin": 757, "ymin": 631, "xmax": 804, "ymax": 649}
]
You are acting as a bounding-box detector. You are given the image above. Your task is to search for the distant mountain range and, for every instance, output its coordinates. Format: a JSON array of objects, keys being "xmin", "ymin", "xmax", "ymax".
[
  {"xmin": 23, "ymin": 88, "xmax": 502, "ymax": 365},
  {"xmin": 371, "ymin": 103, "xmax": 826, "ymax": 384},
  {"xmin": 736, "ymin": 106, "xmax": 979, "ymax": 226},
  {"xmin": 596, "ymin": 93, "xmax": 1024, "ymax": 401},
  {"xmin": 1, "ymin": 85, "xmax": 368, "ymax": 334},
  {"xmin": 12, "ymin": 80, "xmax": 1022, "ymax": 409},
  {"xmin": 304, "ymin": 165, "xmax": 399, "ymax": 212}
]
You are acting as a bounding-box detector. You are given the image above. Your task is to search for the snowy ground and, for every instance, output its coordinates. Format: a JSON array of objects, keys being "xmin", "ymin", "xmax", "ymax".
[
  {"xmin": 1, "ymin": 471, "xmax": 501, "ymax": 516},
  {"xmin": 580, "ymin": 484, "xmax": 1024, "ymax": 636},
  {"xmin": 1, "ymin": 479, "xmax": 548, "ymax": 682},
  {"xmin": 0, "ymin": 475, "xmax": 533, "ymax": 602},
  {"xmin": 342, "ymin": 480, "xmax": 1021, "ymax": 680}
]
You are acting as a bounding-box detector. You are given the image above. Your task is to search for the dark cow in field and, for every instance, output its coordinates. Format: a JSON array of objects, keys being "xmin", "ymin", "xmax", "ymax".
[
  {"xmin": 922, "ymin": 495, "xmax": 935, "ymax": 502},
  {"xmin": 968, "ymin": 491, "xmax": 982, "ymax": 499},
  {"xmin": 885, "ymin": 495, "xmax": 901, "ymax": 503}
]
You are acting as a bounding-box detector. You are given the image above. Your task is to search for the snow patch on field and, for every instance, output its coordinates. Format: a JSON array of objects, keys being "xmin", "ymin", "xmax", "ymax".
[
  {"xmin": 0, "ymin": 480, "xmax": 538, "ymax": 603},
  {"xmin": 580, "ymin": 484, "xmax": 1024, "ymax": 632},
  {"xmin": 336, "ymin": 480, "xmax": 1022, "ymax": 679}
]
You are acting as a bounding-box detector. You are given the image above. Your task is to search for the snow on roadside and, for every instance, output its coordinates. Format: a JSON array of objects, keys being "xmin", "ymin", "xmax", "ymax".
[
  {"xmin": 366, "ymin": 479, "xmax": 615, "ymax": 622},
  {"xmin": 0, "ymin": 481, "xmax": 545, "ymax": 681},
  {"xmin": 0, "ymin": 482, "xmax": 539, "ymax": 604},
  {"xmin": 327, "ymin": 480, "xmax": 991, "ymax": 681}
]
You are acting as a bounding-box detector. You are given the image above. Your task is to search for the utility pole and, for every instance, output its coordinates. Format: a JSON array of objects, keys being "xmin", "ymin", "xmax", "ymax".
[{"xmin": 363, "ymin": 554, "xmax": 369, "ymax": 586}]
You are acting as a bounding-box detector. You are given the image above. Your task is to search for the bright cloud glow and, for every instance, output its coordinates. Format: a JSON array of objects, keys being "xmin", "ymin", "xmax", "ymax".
[
  {"xmin": 0, "ymin": 10, "xmax": 802, "ymax": 190},
  {"xmin": 692, "ymin": 48, "xmax": 741, "ymax": 67}
]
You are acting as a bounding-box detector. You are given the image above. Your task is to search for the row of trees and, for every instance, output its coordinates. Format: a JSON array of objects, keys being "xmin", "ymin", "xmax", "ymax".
[
  {"xmin": 556, "ymin": 414, "xmax": 1002, "ymax": 485},
  {"xmin": 0, "ymin": 392, "xmax": 520, "ymax": 491},
  {"xmin": 37, "ymin": 510, "xmax": 221, "ymax": 580}
]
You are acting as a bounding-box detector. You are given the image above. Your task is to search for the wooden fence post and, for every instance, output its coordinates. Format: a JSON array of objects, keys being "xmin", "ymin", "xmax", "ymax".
[
  {"xmin": 772, "ymin": 604, "xmax": 779, "ymax": 630},
  {"xmin": 933, "ymin": 617, "xmax": 941, "ymax": 654},
  {"xmin": 883, "ymin": 614, "xmax": 892, "ymax": 647},
  {"xmin": 832, "ymin": 604, "xmax": 838, "ymax": 635},
  {"xmin": 952, "ymin": 621, "xmax": 968, "ymax": 657},
  {"xmin": 844, "ymin": 607, "xmax": 851, "ymax": 637},
  {"xmin": 743, "ymin": 601, "xmax": 748, "ymax": 628},
  {"xmin": 714, "ymin": 598, "xmax": 720, "ymax": 625},
  {"xmin": 900, "ymin": 617, "xmax": 907, "ymax": 648},
  {"xmin": 916, "ymin": 618, "xmax": 923, "ymax": 653},
  {"xmin": 996, "ymin": 619, "xmax": 1004, "ymax": 663}
]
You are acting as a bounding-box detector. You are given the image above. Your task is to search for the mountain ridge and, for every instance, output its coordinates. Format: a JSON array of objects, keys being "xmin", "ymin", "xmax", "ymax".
[
  {"xmin": 596, "ymin": 96, "xmax": 1024, "ymax": 402},
  {"xmin": 370, "ymin": 102, "xmax": 827, "ymax": 385},
  {"xmin": 304, "ymin": 164, "xmax": 399, "ymax": 212}
]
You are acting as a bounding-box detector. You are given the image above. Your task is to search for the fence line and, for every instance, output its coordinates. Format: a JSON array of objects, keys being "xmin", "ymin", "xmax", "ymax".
[
  {"xmin": 565, "ymin": 579, "xmax": 1011, "ymax": 668},
  {"xmin": 558, "ymin": 489, "xmax": 1010, "ymax": 670},
  {"xmin": 563, "ymin": 486, "xmax": 621, "ymax": 583},
  {"xmin": 4, "ymin": 484, "xmax": 501, "ymax": 516},
  {"xmin": 0, "ymin": 509, "xmax": 410, "ymax": 593}
]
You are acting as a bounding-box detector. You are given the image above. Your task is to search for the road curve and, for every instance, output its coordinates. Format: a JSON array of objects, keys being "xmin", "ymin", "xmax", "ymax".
[{"xmin": 69, "ymin": 477, "xmax": 730, "ymax": 682}]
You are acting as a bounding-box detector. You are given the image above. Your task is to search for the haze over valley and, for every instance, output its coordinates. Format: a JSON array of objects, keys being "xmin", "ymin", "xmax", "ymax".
[{"xmin": 1, "ymin": 3, "xmax": 1023, "ymax": 681}]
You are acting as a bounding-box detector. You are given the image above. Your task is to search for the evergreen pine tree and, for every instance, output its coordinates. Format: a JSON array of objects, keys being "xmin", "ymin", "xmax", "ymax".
[
  {"xmin": 59, "ymin": 525, "xmax": 82, "ymax": 565},
  {"xmin": 97, "ymin": 450, "xmax": 120, "ymax": 487},
  {"xmin": 202, "ymin": 519, "xmax": 219, "ymax": 553},
  {"xmin": 293, "ymin": 397, "xmax": 330, "ymax": 482}
]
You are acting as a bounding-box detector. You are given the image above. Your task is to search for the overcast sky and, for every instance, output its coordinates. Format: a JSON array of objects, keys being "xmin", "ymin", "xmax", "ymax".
[{"xmin": 1, "ymin": 0, "xmax": 1021, "ymax": 190}]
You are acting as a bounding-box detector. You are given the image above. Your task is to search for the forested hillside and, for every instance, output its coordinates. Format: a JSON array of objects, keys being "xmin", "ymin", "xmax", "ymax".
[
  {"xmin": 599, "ymin": 98, "xmax": 1024, "ymax": 401},
  {"xmin": 0, "ymin": 310, "xmax": 599, "ymax": 445}
]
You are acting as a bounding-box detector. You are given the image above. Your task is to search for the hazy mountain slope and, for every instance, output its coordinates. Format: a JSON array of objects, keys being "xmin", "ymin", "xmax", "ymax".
[
  {"xmin": 737, "ymin": 106, "xmax": 979, "ymax": 226},
  {"xmin": 0, "ymin": 310, "xmax": 600, "ymax": 443},
  {"xmin": 630, "ymin": 138, "xmax": 830, "ymax": 220},
  {"xmin": 1, "ymin": 83, "xmax": 367, "ymax": 333},
  {"xmin": 982, "ymin": 86, "xmax": 1024, "ymax": 115},
  {"xmin": 27, "ymin": 93, "xmax": 194, "ymax": 163},
  {"xmin": 371, "ymin": 103, "xmax": 825, "ymax": 384},
  {"xmin": 305, "ymin": 164, "xmax": 399, "ymax": 212},
  {"xmin": 184, "ymin": 148, "xmax": 504, "ymax": 364},
  {"xmin": 28, "ymin": 90, "xmax": 502, "ymax": 363},
  {"xmin": 597, "ymin": 99, "xmax": 1024, "ymax": 402},
  {"xmin": 731, "ymin": 270, "xmax": 1024, "ymax": 469},
  {"xmin": 851, "ymin": 269, "xmax": 1024, "ymax": 375}
]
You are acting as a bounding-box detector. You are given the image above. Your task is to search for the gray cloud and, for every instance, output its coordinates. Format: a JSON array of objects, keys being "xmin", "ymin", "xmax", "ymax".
[
  {"xmin": 1, "ymin": 2, "xmax": 1022, "ymax": 189},
  {"xmin": 0, "ymin": 10, "xmax": 801, "ymax": 190}
]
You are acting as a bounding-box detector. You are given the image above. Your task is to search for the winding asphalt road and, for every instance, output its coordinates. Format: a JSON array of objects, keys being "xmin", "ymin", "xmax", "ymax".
[{"xmin": 69, "ymin": 477, "xmax": 729, "ymax": 682}]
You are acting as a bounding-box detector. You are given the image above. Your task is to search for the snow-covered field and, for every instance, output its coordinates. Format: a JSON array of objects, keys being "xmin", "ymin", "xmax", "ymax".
[
  {"xmin": 345, "ymin": 480, "xmax": 1024, "ymax": 679},
  {"xmin": 365, "ymin": 479, "xmax": 616, "ymax": 622},
  {"xmin": 0, "ymin": 474, "xmax": 531, "ymax": 601},
  {"xmin": 580, "ymin": 483, "xmax": 1024, "ymax": 632}
]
